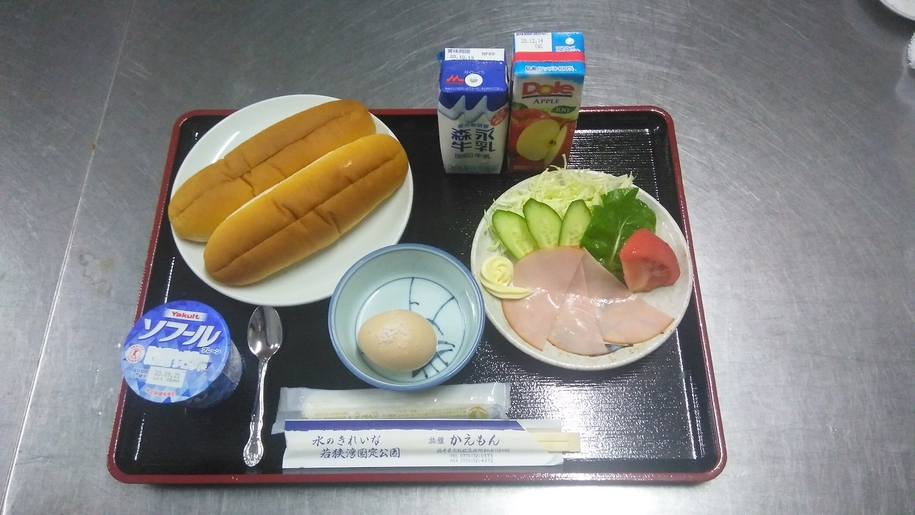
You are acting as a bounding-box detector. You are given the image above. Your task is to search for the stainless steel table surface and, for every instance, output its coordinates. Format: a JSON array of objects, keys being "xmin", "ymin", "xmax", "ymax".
[{"xmin": 2, "ymin": 0, "xmax": 914, "ymax": 513}]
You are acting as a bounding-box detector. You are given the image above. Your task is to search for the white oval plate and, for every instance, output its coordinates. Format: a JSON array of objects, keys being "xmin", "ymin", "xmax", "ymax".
[
  {"xmin": 171, "ymin": 94, "xmax": 413, "ymax": 307},
  {"xmin": 880, "ymin": 0, "xmax": 915, "ymax": 20},
  {"xmin": 470, "ymin": 174, "xmax": 693, "ymax": 371}
]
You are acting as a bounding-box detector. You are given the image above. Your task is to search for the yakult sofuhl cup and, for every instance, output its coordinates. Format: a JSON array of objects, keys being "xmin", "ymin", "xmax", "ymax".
[{"xmin": 121, "ymin": 300, "xmax": 243, "ymax": 408}]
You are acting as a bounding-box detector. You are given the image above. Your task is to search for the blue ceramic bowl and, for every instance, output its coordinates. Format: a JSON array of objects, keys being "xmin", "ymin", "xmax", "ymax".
[{"xmin": 328, "ymin": 244, "xmax": 485, "ymax": 391}]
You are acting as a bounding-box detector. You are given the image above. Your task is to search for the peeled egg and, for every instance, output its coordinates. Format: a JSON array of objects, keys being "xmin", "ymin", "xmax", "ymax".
[{"xmin": 357, "ymin": 309, "xmax": 437, "ymax": 371}]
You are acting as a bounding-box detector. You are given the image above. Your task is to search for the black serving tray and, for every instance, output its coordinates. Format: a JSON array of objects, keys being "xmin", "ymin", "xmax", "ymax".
[{"xmin": 108, "ymin": 106, "xmax": 725, "ymax": 484}]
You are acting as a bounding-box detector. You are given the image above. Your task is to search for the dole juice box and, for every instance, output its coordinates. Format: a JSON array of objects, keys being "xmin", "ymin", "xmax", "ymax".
[
  {"xmin": 437, "ymin": 48, "xmax": 510, "ymax": 174},
  {"xmin": 507, "ymin": 32, "xmax": 586, "ymax": 172}
]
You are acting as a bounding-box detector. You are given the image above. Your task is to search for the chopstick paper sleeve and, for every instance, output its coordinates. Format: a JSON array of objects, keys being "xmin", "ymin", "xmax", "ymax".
[{"xmin": 283, "ymin": 419, "xmax": 579, "ymax": 469}]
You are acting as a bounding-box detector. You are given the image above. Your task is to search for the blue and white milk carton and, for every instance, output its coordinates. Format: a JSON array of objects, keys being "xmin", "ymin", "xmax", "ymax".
[{"xmin": 437, "ymin": 48, "xmax": 510, "ymax": 174}]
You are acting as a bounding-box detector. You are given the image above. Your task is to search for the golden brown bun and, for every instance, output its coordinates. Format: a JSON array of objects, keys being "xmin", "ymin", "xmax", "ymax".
[
  {"xmin": 168, "ymin": 99, "xmax": 376, "ymax": 241},
  {"xmin": 203, "ymin": 134, "xmax": 409, "ymax": 286}
]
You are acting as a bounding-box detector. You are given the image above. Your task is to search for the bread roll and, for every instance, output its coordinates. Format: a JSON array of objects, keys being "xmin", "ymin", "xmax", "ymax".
[
  {"xmin": 169, "ymin": 99, "xmax": 376, "ymax": 241},
  {"xmin": 203, "ymin": 134, "xmax": 409, "ymax": 286}
]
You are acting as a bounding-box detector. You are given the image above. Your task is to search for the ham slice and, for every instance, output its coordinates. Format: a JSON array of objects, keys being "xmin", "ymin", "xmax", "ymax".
[
  {"xmin": 502, "ymin": 247, "xmax": 675, "ymax": 354},
  {"xmin": 501, "ymin": 247, "xmax": 581, "ymax": 350},
  {"xmin": 547, "ymin": 260, "xmax": 611, "ymax": 356},
  {"xmin": 580, "ymin": 251, "xmax": 674, "ymax": 344}
]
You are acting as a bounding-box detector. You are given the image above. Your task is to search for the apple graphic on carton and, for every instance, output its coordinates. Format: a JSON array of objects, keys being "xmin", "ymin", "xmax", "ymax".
[{"xmin": 508, "ymin": 108, "xmax": 576, "ymax": 169}]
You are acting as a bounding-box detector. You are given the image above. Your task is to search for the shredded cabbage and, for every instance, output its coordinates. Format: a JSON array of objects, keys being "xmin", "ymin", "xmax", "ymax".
[{"xmin": 484, "ymin": 162, "xmax": 634, "ymax": 252}]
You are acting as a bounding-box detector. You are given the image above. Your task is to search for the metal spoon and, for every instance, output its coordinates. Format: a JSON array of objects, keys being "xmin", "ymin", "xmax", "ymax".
[{"xmin": 243, "ymin": 305, "xmax": 283, "ymax": 467}]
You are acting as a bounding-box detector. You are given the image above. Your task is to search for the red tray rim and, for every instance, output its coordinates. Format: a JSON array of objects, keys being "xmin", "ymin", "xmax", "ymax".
[{"xmin": 107, "ymin": 105, "xmax": 726, "ymax": 485}]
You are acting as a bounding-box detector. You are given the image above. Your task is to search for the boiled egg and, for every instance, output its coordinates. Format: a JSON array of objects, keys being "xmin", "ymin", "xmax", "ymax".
[{"xmin": 357, "ymin": 309, "xmax": 437, "ymax": 371}]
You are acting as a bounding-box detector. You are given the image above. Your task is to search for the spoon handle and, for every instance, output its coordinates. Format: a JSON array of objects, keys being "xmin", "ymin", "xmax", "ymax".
[{"xmin": 243, "ymin": 358, "xmax": 269, "ymax": 467}]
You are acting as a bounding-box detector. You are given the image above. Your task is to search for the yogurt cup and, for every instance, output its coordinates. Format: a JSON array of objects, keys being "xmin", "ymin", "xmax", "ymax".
[{"xmin": 121, "ymin": 300, "xmax": 243, "ymax": 408}]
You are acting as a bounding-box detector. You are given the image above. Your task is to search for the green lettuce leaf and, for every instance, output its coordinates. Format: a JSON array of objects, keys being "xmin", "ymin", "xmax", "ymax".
[{"xmin": 580, "ymin": 187, "xmax": 656, "ymax": 280}]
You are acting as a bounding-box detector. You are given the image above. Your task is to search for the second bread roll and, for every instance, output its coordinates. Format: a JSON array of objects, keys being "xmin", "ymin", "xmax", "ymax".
[
  {"xmin": 169, "ymin": 99, "xmax": 376, "ymax": 242},
  {"xmin": 203, "ymin": 134, "xmax": 409, "ymax": 286}
]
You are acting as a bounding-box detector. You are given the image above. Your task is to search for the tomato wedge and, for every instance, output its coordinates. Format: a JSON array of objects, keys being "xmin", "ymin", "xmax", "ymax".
[{"xmin": 619, "ymin": 228, "xmax": 680, "ymax": 292}]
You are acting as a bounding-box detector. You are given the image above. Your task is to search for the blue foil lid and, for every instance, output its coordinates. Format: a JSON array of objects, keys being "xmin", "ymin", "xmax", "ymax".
[{"xmin": 121, "ymin": 300, "xmax": 233, "ymax": 405}]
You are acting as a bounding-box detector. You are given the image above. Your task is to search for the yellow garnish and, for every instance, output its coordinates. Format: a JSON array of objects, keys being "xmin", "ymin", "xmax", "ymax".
[{"xmin": 479, "ymin": 256, "xmax": 531, "ymax": 299}]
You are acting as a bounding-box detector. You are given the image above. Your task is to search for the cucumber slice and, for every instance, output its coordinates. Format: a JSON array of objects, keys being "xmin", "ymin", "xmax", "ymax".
[
  {"xmin": 491, "ymin": 210, "xmax": 538, "ymax": 260},
  {"xmin": 522, "ymin": 199, "xmax": 562, "ymax": 249},
  {"xmin": 558, "ymin": 199, "xmax": 592, "ymax": 247}
]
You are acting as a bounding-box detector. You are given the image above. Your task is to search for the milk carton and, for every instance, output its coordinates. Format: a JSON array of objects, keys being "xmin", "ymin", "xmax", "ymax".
[
  {"xmin": 507, "ymin": 32, "xmax": 586, "ymax": 172},
  {"xmin": 437, "ymin": 48, "xmax": 510, "ymax": 174}
]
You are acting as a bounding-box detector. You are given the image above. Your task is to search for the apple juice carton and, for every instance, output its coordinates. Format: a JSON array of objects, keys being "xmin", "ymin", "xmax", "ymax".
[
  {"xmin": 507, "ymin": 32, "xmax": 586, "ymax": 172},
  {"xmin": 437, "ymin": 48, "xmax": 510, "ymax": 174}
]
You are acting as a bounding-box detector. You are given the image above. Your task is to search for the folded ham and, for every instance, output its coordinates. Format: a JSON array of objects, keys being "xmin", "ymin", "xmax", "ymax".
[
  {"xmin": 502, "ymin": 247, "xmax": 674, "ymax": 356},
  {"xmin": 547, "ymin": 260, "xmax": 610, "ymax": 356},
  {"xmin": 501, "ymin": 247, "xmax": 580, "ymax": 351}
]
